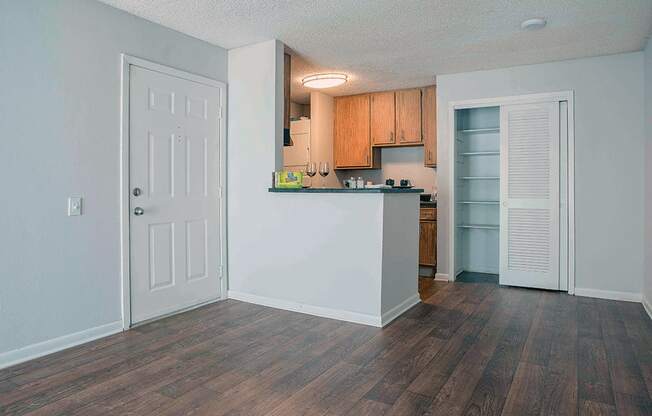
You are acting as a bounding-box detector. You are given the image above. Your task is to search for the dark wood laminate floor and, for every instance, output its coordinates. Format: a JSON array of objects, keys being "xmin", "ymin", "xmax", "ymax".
[{"xmin": 2, "ymin": 283, "xmax": 652, "ymax": 415}]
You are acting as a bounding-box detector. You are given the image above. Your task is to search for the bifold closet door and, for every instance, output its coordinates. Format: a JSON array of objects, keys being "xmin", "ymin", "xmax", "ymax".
[{"xmin": 499, "ymin": 102, "xmax": 560, "ymax": 290}]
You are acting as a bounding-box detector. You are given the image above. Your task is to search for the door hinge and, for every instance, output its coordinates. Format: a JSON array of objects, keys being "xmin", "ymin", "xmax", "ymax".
[
  {"xmin": 217, "ymin": 187, "xmax": 223, "ymax": 198},
  {"xmin": 218, "ymin": 106, "xmax": 223, "ymax": 120},
  {"xmin": 218, "ymin": 265, "xmax": 224, "ymax": 279}
]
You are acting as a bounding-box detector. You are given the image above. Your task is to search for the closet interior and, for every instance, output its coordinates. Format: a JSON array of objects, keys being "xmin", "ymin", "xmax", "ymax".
[{"xmin": 454, "ymin": 106, "xmax": 500, "ymax": 278}]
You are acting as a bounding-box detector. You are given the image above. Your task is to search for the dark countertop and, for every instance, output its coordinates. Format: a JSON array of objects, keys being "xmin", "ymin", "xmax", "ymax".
[
  {"xmin": 269, "ymin": 187, "xmax": 424, "ymax": 194},
  {"xmin": 420, "ymin": 201, "xmax": 437, "ymax": 207}
]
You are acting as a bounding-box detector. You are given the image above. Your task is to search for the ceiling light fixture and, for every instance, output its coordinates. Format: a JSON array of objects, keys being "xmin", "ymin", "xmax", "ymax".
[
  {"xmin": 302, "ymin": 73, "xmax": 348, "ymax": 89},
  {"xmin": 521, "ymin": 17, "xmax": 547, "ymax": 31}
]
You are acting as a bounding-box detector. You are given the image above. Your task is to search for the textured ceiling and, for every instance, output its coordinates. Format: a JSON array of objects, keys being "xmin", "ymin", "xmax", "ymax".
[{"xmin": 100, "ymin": 0, "xmax": 652, "ymax": 104}]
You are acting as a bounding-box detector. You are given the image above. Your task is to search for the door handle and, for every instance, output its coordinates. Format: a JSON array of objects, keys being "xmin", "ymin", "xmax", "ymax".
[
  {"xmin": 134, "ymin": 207, "xmax": 144, "ymax": 216},
  {"xmin": 132, "ymin": 187, "xmax": 142, "ymax": 197}
]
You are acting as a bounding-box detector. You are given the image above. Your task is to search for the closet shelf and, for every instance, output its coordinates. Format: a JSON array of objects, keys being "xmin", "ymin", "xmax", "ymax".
[
  {"xmin": 457, "ymin": 224, "xmax": 500, "ymax": 230},
  {"xmin": 457, "ymin": 127, "xmax": 500, "ymax": 134},
  {"xmin": 459, "ymin": 176, "xmax": 500, "ymax": 180},
  {"xmin": 459, "ymin": 151, "xmax": 500, "ymax": 156},
  {"xmin": 457, "ymin": 201, "xmax": 499, "ymax": 205}
]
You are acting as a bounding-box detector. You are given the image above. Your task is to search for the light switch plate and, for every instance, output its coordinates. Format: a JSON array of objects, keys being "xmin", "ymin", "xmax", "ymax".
[{"xmin": 68, "ymin": 197, "xmax": 82, "ymax": 216}]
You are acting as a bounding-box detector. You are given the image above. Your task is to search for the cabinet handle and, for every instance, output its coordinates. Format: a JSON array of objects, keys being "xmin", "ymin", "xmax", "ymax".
[
  {"xmin": 390, "ymin": 131, "xmax": 394, "ymax": 142},
  {"xmin": 400, "ymin": 130, "xmax": 405, "ymax": 142}
]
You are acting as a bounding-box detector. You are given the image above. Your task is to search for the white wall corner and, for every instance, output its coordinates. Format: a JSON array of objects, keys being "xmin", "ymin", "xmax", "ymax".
[
  {"xmin": 643, "ymin": 296, "xmax": 652, "ymax": 320},
  {"xmin": 0, "ymin": 321, "xmax": 123, "ymax": 370},
  {"xmin": 381, "ymin": 294, "xmax": 421, "ymax": 327}
]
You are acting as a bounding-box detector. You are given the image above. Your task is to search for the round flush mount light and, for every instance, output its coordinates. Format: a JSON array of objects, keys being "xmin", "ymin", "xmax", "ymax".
[
  {"xmin": 302, "ymin": 73, "xmax": 348, "ymax": 89},
  {"xmin": 521, "ymin": 17, "xmax": 547, "ymax": 30}
]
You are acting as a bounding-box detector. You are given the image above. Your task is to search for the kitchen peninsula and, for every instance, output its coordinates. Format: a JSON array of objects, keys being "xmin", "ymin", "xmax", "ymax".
[{"xmin": 257, "ymin": 187, "xmax": 423, "ymax": 326}]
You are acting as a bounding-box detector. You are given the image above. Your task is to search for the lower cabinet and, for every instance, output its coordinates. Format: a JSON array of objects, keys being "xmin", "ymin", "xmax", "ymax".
[{"xmin": 419, "ymin": 207, "xmax": 437, "ymax": 274}]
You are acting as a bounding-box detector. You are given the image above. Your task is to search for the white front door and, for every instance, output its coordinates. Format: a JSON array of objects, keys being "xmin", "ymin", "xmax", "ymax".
[
  {"xmin": 129, "ymin": 65, "xmax": 224, "ymax": 324},
  {"xmin": 499, "ymin": 102, "xmax": 560, "ymax": 290}
]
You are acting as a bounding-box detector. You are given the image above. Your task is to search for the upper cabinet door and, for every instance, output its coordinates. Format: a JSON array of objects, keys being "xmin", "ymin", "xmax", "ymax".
[
  {"xmin": 371, "ymin": 91, "xmax": 396, "ymax": 145},
  {"xmin": 334, "ymin": 95, "xmax": 372, "ymax": 168},
  {"xmin": 422, "ymin": 86, "xmax": 437, "ymax": 167},
  {"xmin": 396, "ymin": 88, "xmax": 422, "ymax": 144}
]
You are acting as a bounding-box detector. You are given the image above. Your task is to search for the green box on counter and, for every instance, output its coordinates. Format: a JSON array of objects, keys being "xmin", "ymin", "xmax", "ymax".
[{"xmin": 275, "ymin": 171, "xmax": 304, "ymax": 188}]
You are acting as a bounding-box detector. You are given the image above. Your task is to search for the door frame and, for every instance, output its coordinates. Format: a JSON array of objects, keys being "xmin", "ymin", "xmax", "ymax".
[
  {"xmin": 119, "ymin": 54, "xmax": 228, "ymax": 329},
  {"xmin": 447, "ymin": 91, "xmax": 575, "ymax": 294}
]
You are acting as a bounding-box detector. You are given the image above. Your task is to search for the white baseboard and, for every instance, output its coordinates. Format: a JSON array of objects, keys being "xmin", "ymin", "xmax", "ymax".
[
  {"xmin": 381, "ymin": 294, "xmax": 421, "ymax": 326},
  {"xmin": 434, "ymin": 273, "xmax": 449, "ymax": 282},
  {"xmin": 0, "ymin": 320, "xmax": 123, "ymax": 370},
  {"xmin": 574, "ymin": 287, "xmax": 642, "ymax": 303},
  {"xmin": 643, "ymin": 296, "xmax": 652, "ymax": 320},
  {"xmin": 228, "ymin": 291, "xmax": 383, "ymax": 327}
]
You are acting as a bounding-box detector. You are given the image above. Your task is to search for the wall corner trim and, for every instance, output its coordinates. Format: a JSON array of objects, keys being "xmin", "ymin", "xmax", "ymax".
[
  {"xmin": 574, "ymin": 287, "xmax": 642, "ymax": 303},
  {"xmin": 0, "ymin": 321, "xmax": 124, "ymax": 370},
  {"xmin": 643, "ymin": 296, "xmax": 652, "ymax": 321},
  {"xmin": 227, "ymin": 290, "xmax": 382, "ymax": 327},
  {"xmin": 381, "ymin": 294, "xmax": 421, "ymax": 327}
]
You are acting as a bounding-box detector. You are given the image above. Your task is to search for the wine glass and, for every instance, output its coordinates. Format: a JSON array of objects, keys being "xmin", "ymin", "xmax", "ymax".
[
  {"xmin": 318, "ymin": 162, "xmax": 330, "ymax": 188},
  {"xmin": 305, "ymin": 162, "xmax": 317, "ymax": 187}
]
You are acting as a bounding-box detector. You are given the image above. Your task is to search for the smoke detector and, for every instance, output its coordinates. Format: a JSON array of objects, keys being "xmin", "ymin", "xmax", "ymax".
[{"xmin": 521, "ymin": 18, "xmax": 547, "ymax": 31}]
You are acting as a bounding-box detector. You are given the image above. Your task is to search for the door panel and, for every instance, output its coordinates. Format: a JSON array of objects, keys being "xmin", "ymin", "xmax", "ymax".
[
  {"xmin": 419, "ymin": 221, "xmax": 437, "ymax": 266},
  {"xmin": 149, "ymin": 222, "xmax": 175, "ymax": 290},
  {"xmin": 500, "ymin": 102, "xmax": 560, "ymax": 290},
  {"xmin": 130, "ymin": 65, "xmax": 223, "ymax": 324},
  {"xmin": 186, "ymin": 219, "xmax": 208, "ymax": 281},
  {"xmin": 185, "ymin": 136, "xmax": 208, "ymax": 196},
  {"xmin": 148, "ymin": 131, "xmax": 175, "ymax": 197},
  {"xmin": 334, "ymin": 95, "xmax": 371, "ymax": 168},
  {"xmin": 371, "ymin": 91, "xmax": 395, "ymax": 145},
  {"xmin": 396, "ymin": 89, "xmax": 422, "ymax": 144},
  {"xmin": 422, "ymin": 86, "xmax": 437, "ymax": 166}
]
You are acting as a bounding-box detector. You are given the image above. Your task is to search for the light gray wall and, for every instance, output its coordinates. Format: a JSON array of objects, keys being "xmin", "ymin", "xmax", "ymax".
[
  {"xmin": 0, "ymin": 0, "xmax": 227, "ymax": 358},
  {"xmin": 645, "ymin": 38, "xmax": 652, "ymax": 308},
  {"xmin": 437, "ymin": 52, "xmax": 645, "ymax": 296}
]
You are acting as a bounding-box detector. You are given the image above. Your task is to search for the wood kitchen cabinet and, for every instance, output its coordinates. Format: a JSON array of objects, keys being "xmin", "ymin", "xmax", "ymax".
[
  {"xmin": 396, "ymin": 88, "xmax": 422, "ymax": 144},
  {"xmin": 422, "ymin": 86, "xmax": 437, "ymax": 167},
  {"xmin": 371, "ymin": 91, "xmax": 396, "ymax": 145},
  {"xmin": 334, "ymin": 94, "xmax": 380, "ymax": 169},
  {"xmin": 419, "ymin": 206, "xmax": 437, "ymax": 275}
]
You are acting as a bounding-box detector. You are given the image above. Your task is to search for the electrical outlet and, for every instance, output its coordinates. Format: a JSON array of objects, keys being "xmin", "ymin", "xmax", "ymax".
[{"xmin": 68, "ymin": 197, "xmax": 82, "ymax": 216}]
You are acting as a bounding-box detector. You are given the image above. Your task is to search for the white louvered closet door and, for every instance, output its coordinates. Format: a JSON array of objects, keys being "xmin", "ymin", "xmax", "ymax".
[{"xmin": 499, "ymin": 102, "xmax": 560, "ymax": 290}]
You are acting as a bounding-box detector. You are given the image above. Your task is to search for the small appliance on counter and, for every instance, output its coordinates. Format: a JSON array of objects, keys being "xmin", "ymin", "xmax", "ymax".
[{"xmin": 386, "ymin": 178, "xmax": 413, "ymax": 188}]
